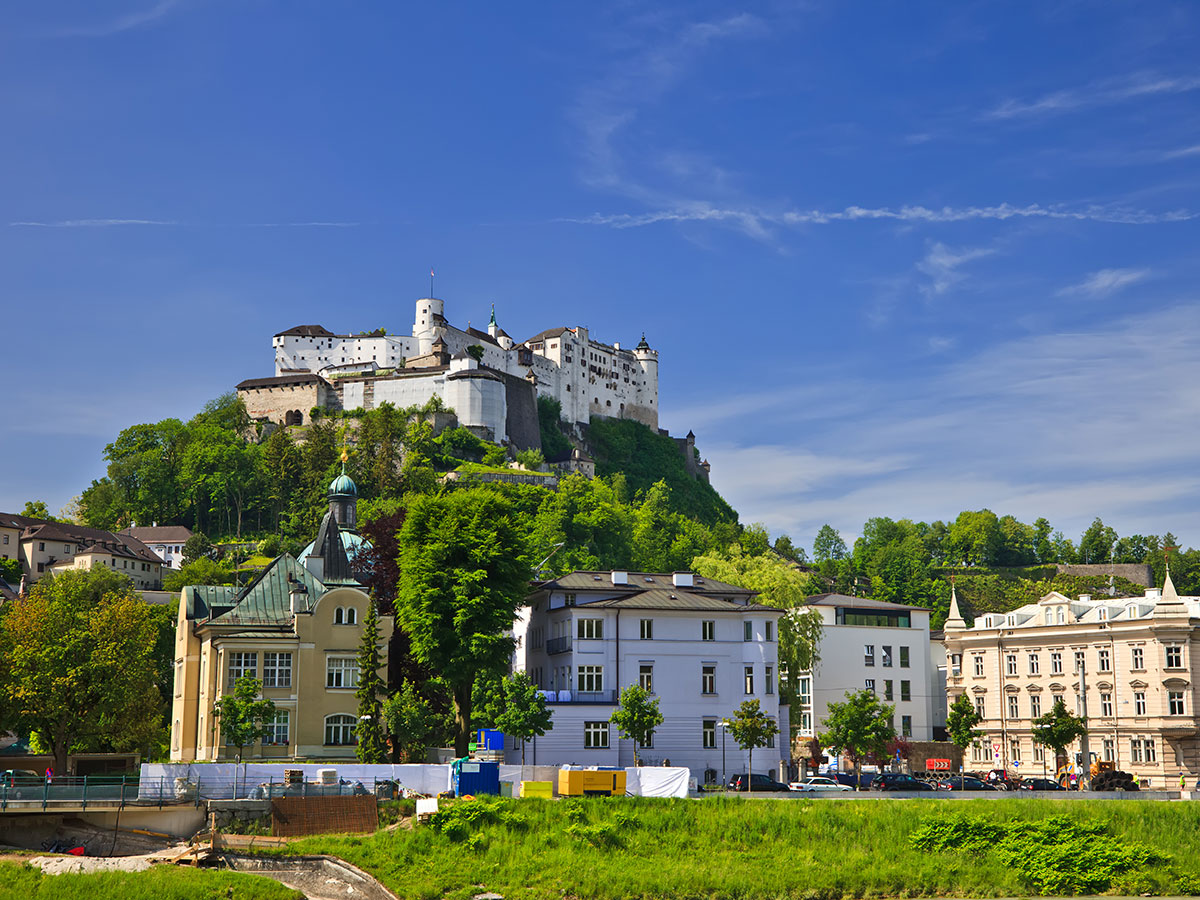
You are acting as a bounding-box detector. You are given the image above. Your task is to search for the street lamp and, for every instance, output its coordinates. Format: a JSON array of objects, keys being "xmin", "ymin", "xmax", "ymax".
[{"xmin": 717, "ymin": 720, "xmax": 729, "ymax": 790}]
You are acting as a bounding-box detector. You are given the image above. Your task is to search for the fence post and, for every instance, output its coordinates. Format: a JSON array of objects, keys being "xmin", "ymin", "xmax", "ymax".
[
  {"xmin": 120, "ymin": 776, "xmax": 127, "ymax": 809},
  {"xmin": 81, "ymin": 775, "xmax": 88, "ymax": 810},
  {"xmin": 42, "ymin": 777, "xmax": 49, "ymax": 812}
]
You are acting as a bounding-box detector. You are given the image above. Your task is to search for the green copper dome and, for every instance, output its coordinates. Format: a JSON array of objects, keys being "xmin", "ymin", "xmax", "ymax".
[{"xmin": 329, "ymin": 472, "xmax": 357, "ymax": 497}]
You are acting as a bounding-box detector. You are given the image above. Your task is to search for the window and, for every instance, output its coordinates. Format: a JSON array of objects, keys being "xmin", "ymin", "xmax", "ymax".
[
  {"xmin": 1057, "ymin": 607, "xmax": 1065, "ymax": 624},
  {"xmin": 1033, "ymin": 743, "xmax": 1045, "ymax": 763},
  {"xmin": 584, "ymin": 721, "xmax": 609, "ymax": 749},
  {"xmin": 1010, "ymin": 740, "xmax": 1021, "ymax": 762},
  {"xmin": 1098, "ymin": 649, "xmax": 1111, "ymax": 673},
  {"xmin": 1130, "ymin": 739, "xmax": 1144, "ymax": 763},
  {"xmin": 703, "ymin": 719, "xmax": 717, "ymax": 749},
  {"xmin": 578, "ymin": 665, "xmax": 604, "ymax": 693},
  {"xmin": 974, "ymin": 696, "xmax": 985, "ymax": 717},
  {"xmin": 263, "ymin": 711, "xmax": 290, "ymax": 745},
  {"xmin": 1132, "ymin": 647, "xmax": 1144, "ymax": 669},
  {"xmin": 701, "ymin": 665, "xmax": 716, "ymax": 694},
  {"xmin": 900, "ymin": 646, "xmax": 910, "ymax": 668},
  {"xmin": 1134, "ymin": 692, "xmax": 1146, "ymax": 715},
  {"xmin": 1030, "ymin": 694, "xmax": 1041, "ymax": 718},
  {"xmin": 1145, "ymin": 738, "xmax": 1157, "ymax": 762},
  {"xmin": 973, "ymin": 655, "xmax": 984, "ymax": 676},
  {"xmin": 1074, "ymin": 651, "xmax": 1085, "ymax": 674},
  {"xmin": 799, "ymin": 677, "xmax": 811, "ymax": 705},
  {"xmin": 744, "ymin": 666, "xmax": 755, "ymax": 695},
  {"xmin": 262, "ymin": 652, "xmax": 292, "ymax": 688},
  {"xmin": 38, "ymin": 542, "xmax": 44, "ymax": 551},
  {"xmin": 765, "ymin": 620, "xmax": 774, "ymax": 641},
  {"xmin": 640, "ymin": 619, "xmax": 653, "ymax": 640},
  {"xmin": 1052, "ymin": 693, "xmax": 1064, "ymax": 710},
  {"xmin": 801, "ymin": 712, "xmax": 813, "ymax": 734},
  {"xmin": 1167, "ymin": 645, "xmax": 1183, "ymax": 668},
  {"xmin": 901, "ymin": 715, "xmax": 912, "ymax": 737},
  {"xmin": 578, "ymin": 618, "xmax": 604, "ymax": 640},
  {"xmin": 766, "ymin": 732, "xmax": 775, "ymax": 749},
  {"xmin": 639, "ymin": 664, "xmax": 654, "ymax": 693},
  {"xmin": 951, "ymin": 654, "xmax": 962, "ymax": 676},
  {"xmin": 884, "ymin": 680, "xmax": 894, "ymax": 700},
  {"xmin": 901, "ymin": 680, "xmax": 911, "ymax": 702},
  {"xmin": 972, "ymin": 741, "xmax": 988, "ymax": 762},
  {"xmin": 866, "ymin": 678, "xmax": 876, "ymax": 695},
  {"xmin": 883, "ymin": 646, "xmax": 893, "ymax": 668},
  {"xmin": 324, "ymin": 714, "xmax": 356, "ymax": 745},
  {"xmin": 334, "ymin": 606, "xmax": 358, "ymax": 625},
  {"xmin": 744, "ymin": 621, "xmax": 753, "ymax": 642},
  {"xmin": 765, "ymin": 665, "xmax": 774, "ymax": 694},
  {"xmin": 564, "ymin": 593, "xmax": 577, "ymax": 607},
  {"xmin": 1169, "ymin": 691, "xmax": 1185, "ymax": 715},
  {"xmin": 228, "ymin": 652, "xmax": 257, "ymax": 686},
  {"xmin": 326, "ymin": 657, "xmax": 358, "ymax": 688},
  {"xmin": 1051, "ymin": 652, "xmax": 1063, "ymax": 675},
  {"xmin": 1008, "ymin": 695, "xmax": 1019, "ymax": 719},
  {"xmin": 865, "ymin": 645, "xmax": 876, "ymax": 667},
  {"xmin": 701, "ymin": 620, "xmax": 715, "ymax": 642},
  {"xmin": 1006, "ymin": 654, "xmax": 1017, "ymax": 676},
  {"xmin": 1102, "ymin": 738, "xmax": 1114, "ymax": 762},
  {"xmin": 1028, "ymin": 653, "xmax": 1040, "ymax": 675},
  {"xmin": 1101, "ymin": 693, "xmax": 1112, "ymax": 717},
  {"xmin": 63, "ymin": 544, "xmax": 70, "ymax": 554}
]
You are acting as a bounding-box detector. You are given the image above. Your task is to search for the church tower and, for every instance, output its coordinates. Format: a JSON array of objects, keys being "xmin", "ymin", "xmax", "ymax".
[{"xmin": 328, "ymin": 451, "xmax": 357, "ymax": 530}]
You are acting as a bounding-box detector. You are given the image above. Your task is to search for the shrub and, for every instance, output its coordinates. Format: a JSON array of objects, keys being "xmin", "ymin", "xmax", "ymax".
[
  {"xmin": 516, "ymin": 448, "xmax": 545, "ymax": 470},
  {"xmin": 257, "ymin": 534, "xmax": 283, "ymax": 557}
]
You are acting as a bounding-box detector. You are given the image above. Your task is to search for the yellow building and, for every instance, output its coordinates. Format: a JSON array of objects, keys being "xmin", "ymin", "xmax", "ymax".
[{"xmin": 170, "ymin": 472, "xmax": 392, "ymax": 761}]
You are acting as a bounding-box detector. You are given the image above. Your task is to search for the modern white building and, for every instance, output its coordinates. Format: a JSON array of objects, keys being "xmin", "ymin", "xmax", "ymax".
[
  {"xmin": 120, "ymin": 525, "xmax": 193, "ymax": 570},
  {"xmin": 511, "ymin": 570, "xmax": 787, "ymax": 785},
  {"xmin": 797, "ymin": 594, "xmax": 935, "ymax": 742}
]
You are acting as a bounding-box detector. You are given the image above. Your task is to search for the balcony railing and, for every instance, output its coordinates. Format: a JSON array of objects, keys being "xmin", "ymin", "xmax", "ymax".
[
  {"xmin": 546, "ymin": 635, "xmax": 572, "ymax": 655},
  {"xmin": 540, "ymin": 689, "xmax": 617, "ymax": 704}
]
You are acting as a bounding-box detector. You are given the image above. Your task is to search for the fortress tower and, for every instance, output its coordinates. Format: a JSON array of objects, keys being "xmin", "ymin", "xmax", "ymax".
[{"xmin": 413, "ymin": 297, "xmax": 445, "ymax": 356}]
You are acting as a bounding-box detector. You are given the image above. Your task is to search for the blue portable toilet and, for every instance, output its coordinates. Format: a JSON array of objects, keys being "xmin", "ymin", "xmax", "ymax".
[{"xmin": 452, "ymin": 758, "xmax": 500, "ymax": 796}]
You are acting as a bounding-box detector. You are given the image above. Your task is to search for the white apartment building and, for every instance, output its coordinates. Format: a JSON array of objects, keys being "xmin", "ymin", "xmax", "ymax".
[
  {"xmin": 120, "ymin": 525, "xmax": 193, "ymax": 570},
  {"xmin": 512, "ymin": 570, "xmax": 787, "ymax": 784},
  {"xmin": 943, "ymin": 574, "xmax": 1200, "ymax": 785},
  {"xmin": 797, "ymin": 594, "xmax": 935, "ymax": 742}
]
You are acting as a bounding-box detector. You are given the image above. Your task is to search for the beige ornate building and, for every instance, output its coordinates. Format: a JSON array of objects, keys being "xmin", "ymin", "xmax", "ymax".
[
  {"xmin": 170, "ymin": 472, "xmax": 392, "ymax": 761},
  {"xmin": 943, "ymin": 573, "xmax": 1199, "ymax": 786}
]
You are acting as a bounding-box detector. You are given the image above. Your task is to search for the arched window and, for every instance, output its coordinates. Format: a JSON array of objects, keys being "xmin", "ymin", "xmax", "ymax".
[
  {"xmin": 346, "ymin": 607, "xmax": 357, "ymax": 625},
  {"xmin": 325, "ymin": 714, "xmax": 356, "ymax": 746},
  {"xmin": 334, "ymin": 607, "xmax": 344, "ymax": 624}
]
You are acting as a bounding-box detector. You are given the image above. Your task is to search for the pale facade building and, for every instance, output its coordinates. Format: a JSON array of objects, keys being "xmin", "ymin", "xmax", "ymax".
[
  {"xmin": 0, "ymin": 513, "xmax": 164, "ymax": 589},
  {"xmin": 796, "ymin": 594, "xmax": 936, "ymax": 743},
  {"xmin": 119, "ymin": 525, "xmax": 194, "ymax": 569},
  {"xmin": 512, "ymin": 570, "xmax": 787, "ymax": 784},
  {"xmin": 170, "ymin": 473, "xmax": 392, "ymax": 762},
  {"xmin": 942, "ymin": 574, "xmax": 1200, "ymax": 785}
]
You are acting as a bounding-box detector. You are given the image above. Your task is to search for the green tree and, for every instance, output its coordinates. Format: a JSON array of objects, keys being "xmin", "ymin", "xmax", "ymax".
[
  {"xmin": 946, "ymin": 510, "xmax": 1002, "ymax": 567},
  {"xmin": 820, "ymin": 689, "xmax": 896, "ymax": 790},
  {"xmin": 609, "ymin": 685, "xmax": 664, "ymax": 766},
  {"xmin": 1031, "ymin": 698, "xmax": 1088, "ymax": 772},
  {"xmin": 182, "ymin": 424, "xmax": 261, "ymax": 538},
  {"xmin": 354, "ymin": 600, "xmax": 388, "ymax": 763},
  {"xmin": 77, "ymin": 478, "xmax": 125, "ymax": 529},
  {"xmin": 772, "ymin": 534, "xmax": 807, "ymax": 564},
  {"xmin": 182, "ymin": 531, "xmax": 216, "ymax": 565},
  {"xmin": 724, "ymin": 699, "xmax": 778, "ymax": 789},
  {"xmin": 495, "ymin": 671, "xmax": 553, "ymax": 764},
  {"xmin": 945, "ymin": 693, "xmax": 983, "ymax": 771},
  {"xmin": 395, "ymin": 489, "xmax": 530, "ymax": 755},
  {"xmin": 537, "ymin": 396, "xmax": 572, "ymax": 462},
  {"xmin": 1078, "ymin": 517, "xmax": 1117, "ymax": 564},
  {"xmin": 383, "ymin": 680, "xmax": 443, "ymax": 762},
  {"xmin": 1033, "ymin": 517, "xmax": 1054, "ymax": 563},
  {"xmin": 0, "ymin": 558, "xmax": 20, "ymax": 585},
  {"xmin": 163, "ymin": 557, "xmax": 235, "ymax": 592},
  {"xmin": 19, "ymin": 500, "xmax": 56, "ymax": 521},
  {"xmin": 812, "ymin": 524, "xmax": 847, "ymax": 562},
  {"xmin": 211, "ymin": 674, "xmax": 277, "ymax": 764},
  {"xmin": 0, "ymin": 567, "xmax": 160, "ymax": 773}
]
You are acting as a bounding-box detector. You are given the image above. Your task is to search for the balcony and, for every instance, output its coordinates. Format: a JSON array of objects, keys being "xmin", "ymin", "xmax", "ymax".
[
  {"xmin": 539, "ymin": 689, "xmax": 616, "ymax": 704},
  {"xmin": 546, "ymin": 636, "xmax": 573, "ymax": 655}
]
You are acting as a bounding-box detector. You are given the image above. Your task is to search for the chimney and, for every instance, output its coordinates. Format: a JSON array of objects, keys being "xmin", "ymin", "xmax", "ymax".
[
  {"xmin": 610, "ymin": 570, "xmax": 628, "ymax": 586},
  {"xmin": 1079, "ymin": 594, "xmax": 1091, "ymax": 603},
  {"xmin": 672, "ymin": 571, "xmax": 694, "ymax": 588},
  {"xmin": 287, "ymin": 572, "xmax": 308, "ymax": 614}
]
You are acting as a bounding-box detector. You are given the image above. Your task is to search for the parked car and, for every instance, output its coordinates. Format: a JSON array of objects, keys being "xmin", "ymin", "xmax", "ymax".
[
  {"xmin": 869, "ymin": 772, "xmax": 937, "ymax": 792},
  {"xmin": 789, "ymin": 776, "xmax": 853, "ymax": 792},
  {"xmin": 0, "ymin": 769, "xmax": 39, "ymax": 786},
  {"xmin": 728, "ymin": 773, "xmax": 792, "ymax": 792},
  {"xmin": 936, "ymin": 775, "xmax": 995, "ymax": 791},
  {"xmin": 833, "ymin": 771, "xmax": 874, "ymax": 789},
  {"xmin": 1017, "ymin": 777, "xmax": 1065, "ymax": 792},
  {"xmin": 983, "ymin": 769, "xmax": 1016, "ymax": 790}
]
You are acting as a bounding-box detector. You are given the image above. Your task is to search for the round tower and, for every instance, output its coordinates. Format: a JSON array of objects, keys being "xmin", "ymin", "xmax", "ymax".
[
  {"xmin": 328, "ymin": 459, "xmax": 358, "ymax": 530},
  {"xmin": 634, "ymin": 333, "xmax": 659, "ymax": 429},
  {"xmin": 414, "ymin": 296, "xmax": 445, "ymax": 355}
]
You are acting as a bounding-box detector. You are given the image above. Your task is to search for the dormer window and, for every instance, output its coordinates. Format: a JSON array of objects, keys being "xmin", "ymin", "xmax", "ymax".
[
  {"xmin": 1006, "ymin": 615, "xmax": 1016, "ymax": 627},
  {"xmin": 1056, "ymin": 608, "xmax": 1065, "ymax": 624},
  {"xmin": 1097, "ymin": 608, "xmax": 1107, "ymax": 622}
]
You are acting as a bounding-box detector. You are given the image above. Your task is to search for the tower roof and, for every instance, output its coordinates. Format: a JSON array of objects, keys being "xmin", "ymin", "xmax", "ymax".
[
  {"xmin": 636, "ymin": 332, "xmax": 651, "ymax": 351},
  {"xmin": 944, "ymin": 581, "xmax": 966, "ymax": 629},
  {"xmin": 489, "ymin": 303, "xmax": 497, "ymax": 327}
]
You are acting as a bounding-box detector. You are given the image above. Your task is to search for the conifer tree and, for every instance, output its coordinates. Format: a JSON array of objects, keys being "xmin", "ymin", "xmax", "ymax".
[{"xmin": 355, "ymin": 599, "xmax": 387, "ymax": 763}]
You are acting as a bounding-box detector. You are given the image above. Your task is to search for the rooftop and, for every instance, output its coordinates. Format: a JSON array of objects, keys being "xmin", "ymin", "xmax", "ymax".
[{"xmin": 805, "ymin": 593, "xmax": 931, "ymax": 612}]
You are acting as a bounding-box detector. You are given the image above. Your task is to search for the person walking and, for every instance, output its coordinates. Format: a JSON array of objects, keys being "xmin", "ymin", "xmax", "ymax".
[{"xmin": 1180, "ymin": 771, "xmax": 1187, "ymax": 791}]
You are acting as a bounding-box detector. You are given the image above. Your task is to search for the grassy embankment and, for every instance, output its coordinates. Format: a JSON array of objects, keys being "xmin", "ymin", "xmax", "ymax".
[
  {"xmin": 0, "ymin": 861, "xmax": 301, "ymax": 900},
  {"xmin": 274, "ymin": 796, "xmax": 1200, "ymax": 900}
]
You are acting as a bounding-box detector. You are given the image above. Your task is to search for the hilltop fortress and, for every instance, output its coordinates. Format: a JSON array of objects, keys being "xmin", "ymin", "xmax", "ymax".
[{"xmin": 237, "ymin": 297, "xmax": 660, "ymax": 451}]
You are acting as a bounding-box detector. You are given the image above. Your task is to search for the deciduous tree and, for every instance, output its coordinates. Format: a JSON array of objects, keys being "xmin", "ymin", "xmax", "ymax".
[
  {"xmin": 495, "ymin": 671, "xmax": 553, "ymax": 765},
  {"xmin": 820, "ymin": 689, "xmax": 896, "ymax": 790},
  {"xmin": 945, "ymin": 693, "xmax": 983, "ymax": 770},
  {"xmin": 1032, "ymin": 698, "xmax": 1087, "ymax": 772},
  {"xmin": 609, "ymin": 685, "xmax": 663, "ymax": 766},
  {"xmin": 212, "ymin": 675, "xmax": 277, "ymax": 764},
  {"xmin": 725, "ymin": 699, "xmax": 778, "ymax": 790}
]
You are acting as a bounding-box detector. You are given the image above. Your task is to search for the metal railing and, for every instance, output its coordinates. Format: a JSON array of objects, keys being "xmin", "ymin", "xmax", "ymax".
[{"xmin": 546, "ymin": 635, "xmax": 572, "ymax": 655}]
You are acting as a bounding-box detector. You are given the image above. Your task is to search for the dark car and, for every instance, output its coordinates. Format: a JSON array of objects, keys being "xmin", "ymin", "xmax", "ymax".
[
  {"xmin": 869, "ymin": 772, "xmax": 937, "ymax": 792},
  {"xmin": 833, "ymin": 771, "xmax": 874, "ymax": 789},
  {"xmin": 983, "ymin": 769, "xmax": 1015, "ymax": 790},
  {"xmin": 1018, "ymin": 777, "xmax": 1065, "ymax": 792},
  {"xmin": 936, "ymin": 775, "xmax": 995, "ymax": 791},
  {"xmin": 728, "ymin": 773, "xmax": 792, "ymax": 792}
]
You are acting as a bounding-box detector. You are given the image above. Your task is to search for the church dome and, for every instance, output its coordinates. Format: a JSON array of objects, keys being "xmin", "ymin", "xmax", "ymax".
[{"xmin": 329, "ymin": 472, "xmax": 357, "ymax": 497}]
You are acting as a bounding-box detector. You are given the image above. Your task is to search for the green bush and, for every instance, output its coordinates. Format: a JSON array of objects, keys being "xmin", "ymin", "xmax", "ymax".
[
  {"xmin": 257, "ymin": 534, "xmax": 283, "ymax": 557},
  {"xmin": 482, "ymin": 445, "xmax": 508, "ymax": 467},
  {"xmin": 515, "ymin": 448, "xmax": 545, "ymax": 470}
]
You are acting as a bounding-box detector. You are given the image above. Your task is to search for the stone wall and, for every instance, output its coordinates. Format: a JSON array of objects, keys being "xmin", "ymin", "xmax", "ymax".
[
  {"xmin": 503, "ymin": 373, "xmax": 542, "ymax": 452},
  {"xmin": 239, "ymin": 381, "xmax": 331, "ymax": 426},
  {"xmin": 1056, "ymin": 563, "xmax": 1154, "ymax": 587}
]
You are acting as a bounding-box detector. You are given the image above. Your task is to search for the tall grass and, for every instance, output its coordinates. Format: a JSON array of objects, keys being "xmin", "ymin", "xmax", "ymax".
[
  {"xmin": 281, "ymin": 797, "xmax": 1200, "ymax": 900},
  {"xmin": 0, "ymin": 861, "xmax": 302, "ymax": 900}
]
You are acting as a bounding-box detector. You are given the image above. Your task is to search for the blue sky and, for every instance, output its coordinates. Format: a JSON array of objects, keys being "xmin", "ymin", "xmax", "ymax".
[{"xmin": 3, "ymin": 1, "xmax": 1200, "ymax": 552}]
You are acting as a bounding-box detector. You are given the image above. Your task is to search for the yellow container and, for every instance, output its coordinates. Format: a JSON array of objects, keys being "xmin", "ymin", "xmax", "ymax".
[
  {"xmin": 519, "ymin": 780, "xmax": 554, "ymax": 799},
  {"xmin": 558, "ymin": 769, "xmax": 627, "ymax": 796}
]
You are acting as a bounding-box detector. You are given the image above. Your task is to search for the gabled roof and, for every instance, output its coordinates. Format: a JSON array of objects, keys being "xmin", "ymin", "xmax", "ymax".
[
  {"xmin": 275, "ymin": 325, "xmax": 337, "ymax": 338},
  {"xmin": 237, "ymin": 373, "xmax": 322, "ymax": 390},
  {"xmin": 522, "ymin": 327, "xmax": 570, "ymax": 345},
  {"xmin": 120, "ymin": 525, "xmax": 193, "ymax": 544},
  {"xmin": 309, "ymin": 511, "xmax": 359, "ymax": 585},
  {"xmin": 207, "ymin": 555, "xmax": 326, "ymax": 626},
  {"xmin": 541, "ymin": 570, "xmax": 755, "ymax": 596},
  {"xmin": 585, "ymin": 589, "xmax": 779, "ymax": 613},
  {"xmin": 805, "ymin": 593, "xmax": 931, "ymax": 612},
  {"xmin": 463, "ymin": 326, "xmax": 500, "ymax": 347}
]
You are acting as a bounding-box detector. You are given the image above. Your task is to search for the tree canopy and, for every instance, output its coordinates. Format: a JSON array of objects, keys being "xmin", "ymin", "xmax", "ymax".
[
  {"xmin": 820, "ymin": 689, "xmax": 896, "ymax": 788},
  {"xmin": 609, "ymin": 685, "xmax": 663, "ymax": 766}
]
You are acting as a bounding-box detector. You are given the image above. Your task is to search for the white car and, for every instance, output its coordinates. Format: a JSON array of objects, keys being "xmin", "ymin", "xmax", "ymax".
[{"xmin": 789, "ymin": 776, "xmax": 852, "ymax": 792}]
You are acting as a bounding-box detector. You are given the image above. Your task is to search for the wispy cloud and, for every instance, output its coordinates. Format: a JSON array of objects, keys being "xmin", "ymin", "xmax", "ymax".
[
  {"xmin": 565, "ymin": 201, "xmax": 1194, "ymax": 234},
  {"xmin": 9, "ymin": 219, "xmax": 360, "ymax": 228},
  {"xmin": 1162, "ymin": 144, "xmax": 1200, "ymax": 160},
  {"xmin": 1056, "ymin": 267, "xmax": 1151, "ymax": 298},
  {"xmin": 985, "ymin": 72, "xmax": 1200, "ymax": 120},
  {"xmin": 916, "ymin": 242, "xmax": 994, "ymax": 297},
  {"xmin": 49, "ymin": 0, "xmax": 185, "ymax": 38}
]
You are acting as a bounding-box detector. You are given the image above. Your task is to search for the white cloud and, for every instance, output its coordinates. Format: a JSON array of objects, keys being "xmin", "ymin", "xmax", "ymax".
[
  {"xmin": 916, "ymin": 242, "xmax": 994, "ymax": 296},
  {"xmin": 1055, "ymin": 267, "xmax": 1150, "ymax": 298},
  {"xmin": 985, "ymin": 72, "xmax": 1200, "ymax": 120},
  {"xmin": 1162, "ymin": 144, "xmax": 1200, "ymax": 160}
]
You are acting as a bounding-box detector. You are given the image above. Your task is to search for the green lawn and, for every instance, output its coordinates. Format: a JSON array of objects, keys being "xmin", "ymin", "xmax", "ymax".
[
  {"xmin": 276, "ymin": 796, "xmax": 1200, "ymax": 900},
  {"xmin": 0, "ymin": 861, "xmax": 302, "ymax": 900}
]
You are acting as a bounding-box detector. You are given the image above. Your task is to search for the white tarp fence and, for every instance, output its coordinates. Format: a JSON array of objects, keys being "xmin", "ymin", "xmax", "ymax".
[{"xmin": 140, "ymin": 762, "xmax": 691, "ymax": 799}]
